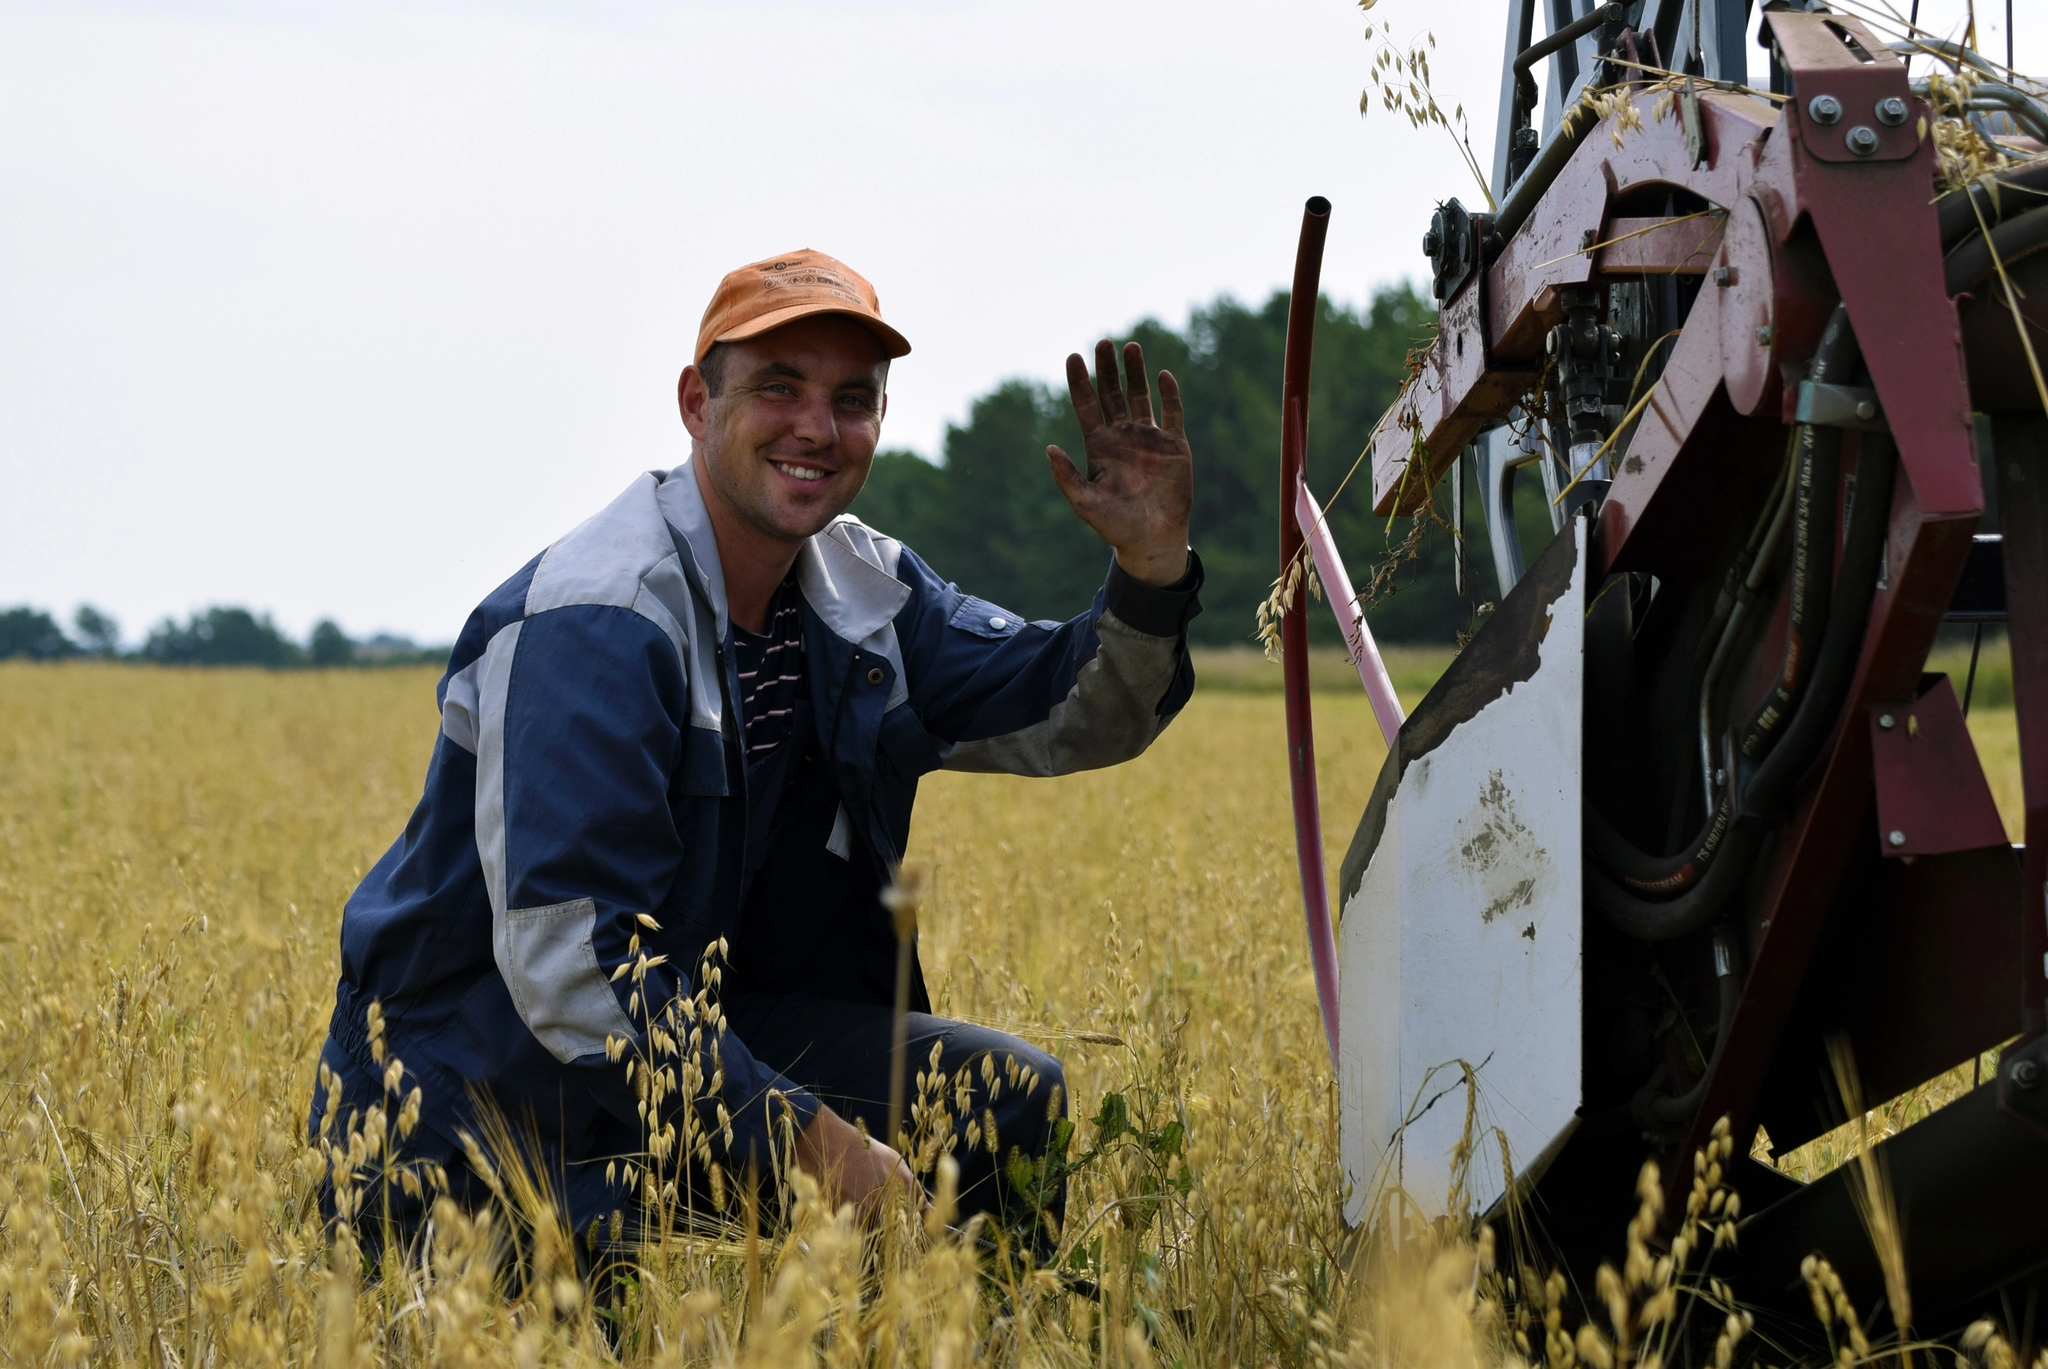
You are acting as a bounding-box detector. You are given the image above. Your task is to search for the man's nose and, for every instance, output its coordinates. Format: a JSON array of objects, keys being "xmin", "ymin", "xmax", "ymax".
[{"xmin": 788, "ymin": 392, "xmax": 839, "ymax": 448}]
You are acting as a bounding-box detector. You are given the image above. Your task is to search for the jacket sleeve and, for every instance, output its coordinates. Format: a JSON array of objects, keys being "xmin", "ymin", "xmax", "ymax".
[
  {"xmin": 894, "ymin": 547, "xmax": 1204, "ymax": 776},
  {"xmin": 479, "ymin": 603, "xmax": 819, "ymax": 1159}
]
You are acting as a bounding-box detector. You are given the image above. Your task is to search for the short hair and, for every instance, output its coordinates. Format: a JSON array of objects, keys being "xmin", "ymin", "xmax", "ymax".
[{"xmin": 698, "ymin": 342, "xmax": 733, "ymax": 398}]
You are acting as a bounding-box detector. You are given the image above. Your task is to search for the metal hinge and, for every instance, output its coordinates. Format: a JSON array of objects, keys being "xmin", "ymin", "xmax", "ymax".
[{"xmin": 1795, "ymin": 380, "xmax": 1888, "ymax": 431}]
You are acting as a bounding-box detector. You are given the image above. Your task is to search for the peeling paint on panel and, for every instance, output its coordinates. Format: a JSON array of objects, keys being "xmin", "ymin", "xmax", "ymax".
[{"xmin": 1339, "ymin": 517, "xmax": 1586, "ymax": 1225}]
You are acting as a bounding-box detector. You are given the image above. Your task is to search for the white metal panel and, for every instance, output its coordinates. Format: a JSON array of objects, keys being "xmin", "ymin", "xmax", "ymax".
[{"xmin": 1341, "ymin": 521, "xmax": 1585, "ymax": 1225}]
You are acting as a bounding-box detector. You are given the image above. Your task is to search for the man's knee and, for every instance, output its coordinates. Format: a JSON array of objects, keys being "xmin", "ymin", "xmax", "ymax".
[{"xmin": 984, "ymin": 1038, "xmax": 1066, "ymax": 1155}]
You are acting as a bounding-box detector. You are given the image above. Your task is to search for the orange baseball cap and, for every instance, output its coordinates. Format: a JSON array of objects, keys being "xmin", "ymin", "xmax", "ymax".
[{"xmin": 694, "ymin": 249, "xmax": 911, "ymax": 364}]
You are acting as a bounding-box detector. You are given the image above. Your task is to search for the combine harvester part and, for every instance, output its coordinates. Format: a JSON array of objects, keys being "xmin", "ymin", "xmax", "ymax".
[{"xmin": 1280, "ymin": 0, "xmax": 2048, "ymax": 1342}]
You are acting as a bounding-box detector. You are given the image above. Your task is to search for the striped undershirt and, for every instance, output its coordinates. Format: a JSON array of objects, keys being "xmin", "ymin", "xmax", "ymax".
[{"xmin": 732, "ymin": 576, "xmax": 806, "ymax": 759}]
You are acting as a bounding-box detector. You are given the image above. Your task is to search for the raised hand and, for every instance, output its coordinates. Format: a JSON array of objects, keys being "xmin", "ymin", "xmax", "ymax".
[{"xmin": 1047, "ymin": 339, "xmax": 1194, "ymax": 587}]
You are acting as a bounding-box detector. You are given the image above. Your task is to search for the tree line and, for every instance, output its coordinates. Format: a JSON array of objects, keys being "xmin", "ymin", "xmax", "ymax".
[
  {"xmin": 0, "ymin": 605, "xmax": 442, "ymax": 667},
  {"xmin": 6, "ymin": 283, "xmax": 1534, "ymax": 668}
]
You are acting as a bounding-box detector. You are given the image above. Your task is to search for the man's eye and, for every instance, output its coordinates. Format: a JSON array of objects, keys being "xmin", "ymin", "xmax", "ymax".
[{"xmin": 837, "ymin": 394, "xmax": 876, "ymax": 411}]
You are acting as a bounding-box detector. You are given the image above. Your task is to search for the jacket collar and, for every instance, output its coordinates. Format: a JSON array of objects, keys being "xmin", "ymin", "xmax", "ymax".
[{"xmin": 655, "ymin": 459, "xmax": 910, "ymax": 646}]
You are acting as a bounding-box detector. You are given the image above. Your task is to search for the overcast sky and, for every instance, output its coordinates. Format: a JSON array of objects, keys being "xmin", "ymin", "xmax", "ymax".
[{"xmin": 2, "ymin": 0, "xmax": 2034, "ymax": 644}]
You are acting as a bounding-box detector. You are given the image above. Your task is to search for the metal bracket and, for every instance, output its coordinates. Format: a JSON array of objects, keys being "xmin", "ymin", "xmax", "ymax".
[
  {"xmin": 1999, "ymin": 1033, "xmax": 2048, "ymax": 1140},
  {"xmin": 1424, "ymin": 199, "xmax": 1483, "ymax": 305},
  {"xmin": 1795, "ymin": 379, "xmax": 1887, "ymax": 431},
  {"xmin": 1680, "ymin": 77, "xmax": 1707, "ymax": 169}
]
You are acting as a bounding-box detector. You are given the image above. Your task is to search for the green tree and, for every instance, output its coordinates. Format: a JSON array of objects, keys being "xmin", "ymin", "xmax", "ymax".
[
  {"xmin": 73, "ymin": 604, "xmax": 120, "ymax": 657},
  {"xmin": 309, "ymin": 619, "xmax": 355, "ymax": 667},
  {"xmin": 143, "ymin": 608, "xmax": 302, "ymax": 667},
  {"xmin": 853, "ymin": 285, "xmax": 1492, "ymax": 645},
  {"xmin": 0, "ymin": 608, "xmax": 77, "ymax": 660}
]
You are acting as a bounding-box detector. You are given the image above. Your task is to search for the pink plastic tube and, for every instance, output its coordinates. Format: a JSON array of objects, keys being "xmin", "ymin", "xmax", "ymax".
[{"xmin": 1295, "ymin": 483, "xmax": 1406, "ymax": 749}]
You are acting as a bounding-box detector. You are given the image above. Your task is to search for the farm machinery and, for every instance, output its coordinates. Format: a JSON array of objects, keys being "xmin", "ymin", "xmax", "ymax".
[{"xmin": 1276, "ymin": 0, "xmax": 2048, "ymax": 1341}]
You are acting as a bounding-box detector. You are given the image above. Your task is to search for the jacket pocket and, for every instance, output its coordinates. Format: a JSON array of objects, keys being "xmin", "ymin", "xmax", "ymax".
[{"xmin": 496, "ymin": 897, "xmax": 637, "ymax": 1064}]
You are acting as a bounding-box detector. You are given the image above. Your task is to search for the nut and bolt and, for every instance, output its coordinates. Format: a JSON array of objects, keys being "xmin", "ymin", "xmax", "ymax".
[
  {"xmin": 1875, "ymin": 96, "xmax": 1909, "ymax": 126},
  {"xmin": 1888, "ymin": 829, "xmax": 1907, "ymax": 848},
  {"xmin": 1878, "ymin": 713, "xmax": 1896, "ymax": 730},
  {"xmin": 1808, "ymin": 93, "xmax": 1844, "ymax": 125},
  {"xmin": 2015, "ymin": 1058, "xmax": 2042, "ymax": 1090},
  {"xmin": 1423, "ymin": 229, "xmax": 1442, "ymax": 257},
  {"xmin": 1756, "ymin": 324, "xmax": 1774, "ymax": 347},
  {"xmin": 1713, "ymin": 265, "xmax": 1736, "ymax": 287},
  {"xmin": 1856, "ymin": 399, "xmax": 1877, "ymax": 420},
  {"xmin": 1846, "ymin": 125, "xmax": 1881, "ymax": 156}
]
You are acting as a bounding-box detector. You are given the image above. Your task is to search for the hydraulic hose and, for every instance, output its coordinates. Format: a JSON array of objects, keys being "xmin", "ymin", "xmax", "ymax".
[
  {"xmin": 1587, "ymin": 821, "xmax": 1765, "ymax": 941},
  {"xmin": 1584, "ymin": 446, "xmax": 1791, "ymax": 894},
  {"xmin": 1735, "ymin": 309, "xmax": 1854, "ymax": 761},
  {"xmin": 1741, "ymin": 434, "xmax": 1898, "ymax": 818},
  {"xmin": 1935, "ymin": 158, "xmax": 2048, "ymax": 250},
  {"xmin": 1945, "ymin": 204, "xmax": 2048, "ymax": 297},
  {"xmin": 1588, "ymin": 401, "xmax": 1897, "ymax": 938},
  {"xmin": 1632, "ymin": 927, "xmax": 1744, "ymax": 1128},
  {"xmin": 1584, "ymin": 306, "xmax": 1853, "ymax": 898}
]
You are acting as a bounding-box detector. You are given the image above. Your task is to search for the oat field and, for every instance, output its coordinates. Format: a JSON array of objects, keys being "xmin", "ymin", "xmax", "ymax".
[{"xmin": 0, "ymin": 647, "xmax": 2021, "ymax": 1365}]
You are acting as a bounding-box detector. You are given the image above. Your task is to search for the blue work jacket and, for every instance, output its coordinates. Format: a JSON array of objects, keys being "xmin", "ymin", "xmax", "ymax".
[{"xmin": 316, "ymin": 459, "xmax": 1201, "ymax": 1225}]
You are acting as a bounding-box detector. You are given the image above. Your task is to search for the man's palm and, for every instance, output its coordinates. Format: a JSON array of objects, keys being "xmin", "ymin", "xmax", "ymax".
[{"xmin": 1047, "ymin": 340, "xmax": 1193, "ymax": 587}]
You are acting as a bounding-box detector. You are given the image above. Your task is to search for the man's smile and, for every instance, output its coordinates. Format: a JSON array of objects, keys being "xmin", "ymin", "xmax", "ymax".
[{"xmin": 771, "ymin": 459, "xmax": 832, "ymax": 483}]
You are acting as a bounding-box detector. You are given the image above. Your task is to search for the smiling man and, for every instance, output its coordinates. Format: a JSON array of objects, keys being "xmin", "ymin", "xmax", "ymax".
[{"xmin": 311, "ymin": 249, "xmax": 1201, "ymax": 1254}]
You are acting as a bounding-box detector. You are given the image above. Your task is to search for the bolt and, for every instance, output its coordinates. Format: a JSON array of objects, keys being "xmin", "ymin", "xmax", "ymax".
[
  {"xmin": 1888, "ymin": 829, "xmax": 1907, "ymax": 848},
  {"xmin": 1423, "ymin": 229, "xmax": 1442, "ymax": 257},
  {"xmin": 1846, "ymin": 125, "xmax": 1880, "ymax": 156},
  {"xmin": 2015, "ymin": 1058, "xmax": 2042, "ymax": 1090},
  {"xmin": 1878, "ymin": 712, "xmax": 1896, "ymax": 729},
  {"xmin": 1875, "ymin": 96, "xmax": 1909, "ymax": 126},
  {"xmin": 1756, "ymin": 324, "xmax": 1774, "ymax": 347},
  {"xmin": 1581, "ymin": 228, "xmax": 1598, "ymax": 251},
  {"xmin": 1713, "ymin": 265, "xmax": 1736, "ymax": 287},
  {"xmin": 1856, "ymin": 400, "xmax": 1876, "ymax": 420},
  {"xmin": 1808, "ymin": 93, "xmax": 1844, "ymax": 125}
]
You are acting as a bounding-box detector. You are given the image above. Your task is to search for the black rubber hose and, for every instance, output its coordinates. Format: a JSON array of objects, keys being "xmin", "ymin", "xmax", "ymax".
[
  {"xmin": 1741, "ymin": 434, "xmax": 1898, "ymax": 818},
  {"xmin": 1632, "ymin": 940, "xmax": 1742, "ymax": 1128},
  {"xmin": 1936, "ymin": 156, "xmax": 2048, "ymax": 251},
  {"xmin": 1585, "ymin": 794, "xmax": 1739, "ymax": 896},
  {"xmin": 1736, "ymin": 310, "xmax": 1853, "ymax": 761},
  {"xmin": 1586, "ymin": 820, "xmax": 1764, "ymax": 942},
  {"xmin": 1584, "ymin": 306, "xmax": 1854, "ymax": 896},
  {"xmin": 1945, "ymin": 203, "xmax": 2048, "ymax": 297},
  {"xmin": 1588, "ymin": 434, "xmax": 1895, "ymax": 939}
]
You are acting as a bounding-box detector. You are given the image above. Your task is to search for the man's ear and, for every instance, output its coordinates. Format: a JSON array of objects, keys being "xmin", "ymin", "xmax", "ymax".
[{"xmin": 679, "ymin": 365, "xmax": 712, "ymax": 442}]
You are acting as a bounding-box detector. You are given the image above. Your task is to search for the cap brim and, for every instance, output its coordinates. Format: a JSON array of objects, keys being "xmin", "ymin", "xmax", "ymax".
[{"xmin": 712, "ymin": 301, "xmax": 911, "ymax": 360}]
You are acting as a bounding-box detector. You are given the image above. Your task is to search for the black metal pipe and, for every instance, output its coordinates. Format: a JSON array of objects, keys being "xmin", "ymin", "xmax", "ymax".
[{"xmin": 1512, "ymin": 2, "xmax": 1628, "ymax": 112}]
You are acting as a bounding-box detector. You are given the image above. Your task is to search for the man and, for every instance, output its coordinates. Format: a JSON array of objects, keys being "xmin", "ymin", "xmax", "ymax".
[{"xmin": 311, "ymin": 249, "xmax": 1201, "ymax": 1251}]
